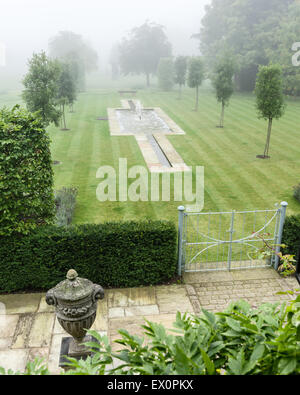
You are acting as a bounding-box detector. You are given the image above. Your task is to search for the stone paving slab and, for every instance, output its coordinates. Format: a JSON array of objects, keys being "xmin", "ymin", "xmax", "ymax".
[
  {"xmin": 0, "ymin": 268, "xmax": 299, "ymax": 374},
  {"xmin": 109, "ymin": 313, "xmax": 178, "ymax": 352},
  {"xmin": 184, "ymin": 269, "xmax": 299, "ymax": 312},
  {"xmin": 0, "ymin": 349, "xmax": 29, "ymax": 372},
  {"xmin": 28, "ymin": 313, "xmax": 55, "ymax": 348},
  {"xmin": 11, "ymin": 315, "xmax": 33, "ymax": 349},
  {"xmin": 0, "ymin": 293, "xmax": 43, "ymax": 315},
  {"xmin": 0, "ymin": 315, "xmax": 19, "ymax": 339},
  {"xmin": 155, "ymin": 284, "xmax": 194, "ymax": 314}
]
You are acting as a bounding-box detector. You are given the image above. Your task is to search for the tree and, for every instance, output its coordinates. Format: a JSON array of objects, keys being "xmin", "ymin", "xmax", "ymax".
[
  {"xmin": 0, "ymin": 106, "xmax": 55, "ymax": 236},
  {"xmin": 49, "ymin": 31, "xmax": 98, "ymax": 92},
  {"xmin": 254, "ymin": 64, "xmax": 285, "ymax": 159},
  {"xmin": 119, "ymin": 21, "xmax": 172, "ymax": 87},
  {"xmin": 187, "ymin": 57, "xmax": 205, "ymax": 111},
  {"xmin": 22, "ymin": 51, "xmax": 61, "ymax": 127},
  {"xmin": 212, "ymin": 54, "xmax": 236, "ymax": 128},
  {"xmin": 109, "ymin": 44, "xmax": 121, "ymax": 80},
  {"xmin": 174, "ymin": 56, "xmax": 188, "ymax": 99},
  {"xmin": 157, "ymin": 57, "xmax": 174, "ymax": 91},
  {"xmin": 267, "ymin": 2, "xmax": 300, "ymax": 96},
  {"xmin": 195, "ymin": 0, "xmax": 295, "ymax": 92},
  {"xmin": 57, "ymin": 62, "xmax": 77, "ymax": 130}
]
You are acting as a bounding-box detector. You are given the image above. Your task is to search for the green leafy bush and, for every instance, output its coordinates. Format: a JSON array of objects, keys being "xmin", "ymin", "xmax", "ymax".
[
  {"xmin": 293, "ymin": 183, "xmax": 300, "ymax": 203},
  {"xmin": 2, "ymin": 294, "xmax": 300, "ymax": 375},
  {"xmin": 0, "ymin": 220, "xmax": 177, "ymax": 293},
  {"xmin": 55, "ymin": 187, "xmax": 78, "ymax": 226},
  {"xmin": 282, "ymin": 215, "xmax": 300, "ymax": 260},
  {"xmin": 0, "ymin": 105, "xmax": 55, "ymax": 236},
  {"xmin": 95, "ymin": 295, "xmax": 300, "ymax": 375}
]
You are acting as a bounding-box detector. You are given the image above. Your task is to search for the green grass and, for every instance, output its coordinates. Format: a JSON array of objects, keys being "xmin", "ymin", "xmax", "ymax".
[{"xmin": 1, "ymin": 81, "xmax": 300, "ymax": 230}]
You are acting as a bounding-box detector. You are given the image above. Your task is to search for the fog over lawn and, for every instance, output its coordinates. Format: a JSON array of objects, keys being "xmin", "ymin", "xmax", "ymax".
[{"xmin": 0, "ymin": 0, "xmax": 210, "ymax": 88}]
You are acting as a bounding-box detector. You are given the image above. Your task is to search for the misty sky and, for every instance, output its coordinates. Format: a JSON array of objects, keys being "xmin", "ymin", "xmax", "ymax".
[{"xmin": 0, "ymin": 0, "xmax": 211, "ymax": 72}]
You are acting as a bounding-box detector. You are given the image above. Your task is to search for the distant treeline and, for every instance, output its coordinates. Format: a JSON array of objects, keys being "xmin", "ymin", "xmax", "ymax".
[{"xmin": 194, "ymin": 0, "xmax": 300, "ymax": 95}]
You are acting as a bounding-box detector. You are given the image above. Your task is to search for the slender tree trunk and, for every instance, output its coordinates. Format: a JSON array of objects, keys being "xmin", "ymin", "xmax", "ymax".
[
  {"xmin": 195, "ymin": 86, "xmax": 199, "ymax": 111},
  {"xmin": 146, "ymin": 72, "xmax": 150, "ymax": 87},
  {"xmin": 62, "ymin": 103, "xmax": 67, "ymax": 130},
  {"xmin": 60, "ymin": 105, "xmax": 63, "ymax": 129},
  {"xmin": 178, "ymin": 84, "xmax": 182, "ymax": 100},
  {"xmin": 219, "ymin": 101, "xmax": 225, "ymax": 128},
  {"xmin": 263, "ymin": 118, "xmax": 272, "ymax": 157}
]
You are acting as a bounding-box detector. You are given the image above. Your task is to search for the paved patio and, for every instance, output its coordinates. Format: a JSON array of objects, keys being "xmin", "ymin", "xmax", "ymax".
[{"xmin": 0, "ymin": 268, "xmax": 299, "ymax": 374}]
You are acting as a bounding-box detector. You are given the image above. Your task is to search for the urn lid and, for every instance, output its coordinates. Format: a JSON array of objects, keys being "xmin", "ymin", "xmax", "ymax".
[{"xmin": 51, "ymin": 270, "xmax": 95, "ymax": 302}]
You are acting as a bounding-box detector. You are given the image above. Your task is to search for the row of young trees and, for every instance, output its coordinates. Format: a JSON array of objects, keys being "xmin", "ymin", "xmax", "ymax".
[
  {"xmin": 111, "ymin": 21, "xmax": 237, "ymax": 129},
  {"xmin": 157, "ymin": 56, "xmax": 205, "ymax": 111},
  {"xmin": 157, "ymin": 54, "xmax": 235, "ymax": 125},
  {"xmin": 158, "ymin": 53, "xmax": 285, "ymax": 159}
]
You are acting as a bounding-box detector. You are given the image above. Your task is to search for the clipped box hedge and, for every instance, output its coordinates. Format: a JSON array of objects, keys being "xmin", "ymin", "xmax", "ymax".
[
  {"xmin": 282, "ymin": 214, "xmax": 300, "ymax": 261},
  {"xmin": 0, "ymin": 220, "xmax": 177, "ymax": 293}
]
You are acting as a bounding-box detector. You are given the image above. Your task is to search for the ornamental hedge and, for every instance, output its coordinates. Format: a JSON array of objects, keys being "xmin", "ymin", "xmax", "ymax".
[
  {"xmin": 0, "ymin": 106, "xmax": 55, "ymax": 236},
  {"xmin": 282, "ymin": 214, "xmax": 300, "ymax": 261},
  {"xmin": 0, "ymin": 220, "xmax": 177, "ymax": 293}
]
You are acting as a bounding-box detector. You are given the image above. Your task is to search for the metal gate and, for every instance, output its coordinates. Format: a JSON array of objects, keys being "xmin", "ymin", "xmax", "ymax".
[{"xmin": 177, "ymin": 202, "xmax": 288, "ymax": 275}]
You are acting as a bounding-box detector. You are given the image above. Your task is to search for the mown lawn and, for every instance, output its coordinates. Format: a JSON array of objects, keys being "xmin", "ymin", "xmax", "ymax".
[{"xmin": 1, "ymin": 82, "xmax": 300, "ymax": 227}]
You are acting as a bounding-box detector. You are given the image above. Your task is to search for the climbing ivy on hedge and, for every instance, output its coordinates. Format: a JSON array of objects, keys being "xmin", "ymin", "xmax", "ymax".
[
  {"xmin": 0, "ymin": 106, "xmax": 55, "ymax": 236},
  {"xmin": 0, "ymin": 220, "xmax": 177, "ymax": 293}
]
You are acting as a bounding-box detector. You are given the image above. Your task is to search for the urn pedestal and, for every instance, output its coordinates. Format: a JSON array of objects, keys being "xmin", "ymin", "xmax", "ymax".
[{"xmin": 46, "ymin": 269, "xmax": 104, "ymax": 368}]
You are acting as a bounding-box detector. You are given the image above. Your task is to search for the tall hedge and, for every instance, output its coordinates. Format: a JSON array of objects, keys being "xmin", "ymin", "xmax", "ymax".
[
  {"xmin": 282, "ymin": 214, "xmax": 300, "ymax": 260},
  {"xmin": 0, "ymin": 220, "xmax": 177, "ymax": 293},
  {"xmin": 0, "ymin": 106, "xmax": 55, "ymax": 236}
]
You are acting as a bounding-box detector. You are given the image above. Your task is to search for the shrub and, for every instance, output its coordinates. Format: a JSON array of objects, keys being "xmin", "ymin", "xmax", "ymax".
[
  {"xmin": 2, "ymin": 294, "xmax": 300, "ymax": 375},
  {"xmin": 282, "ymin": 215, "xmax": 300, "ymax": 260},
  {"xmin": 293, "ymin": 183, "xmax": 300, "ymax": 203},
  {"xmin": 0, "ymin": 220, "xmax": 177, "ymax": 293},
  {"xmin": 55, "ymin": 187, "xmax": 78, "ymax": 226},
  {"xmin": 0, "ymin": 105, "xmax": 55, "ymax": 236}
]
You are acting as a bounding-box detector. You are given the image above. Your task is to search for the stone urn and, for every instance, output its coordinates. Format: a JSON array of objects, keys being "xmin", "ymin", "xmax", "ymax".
[{"xmin": 46, "ymin": 269, "xmax": 104, "ymax": 359}]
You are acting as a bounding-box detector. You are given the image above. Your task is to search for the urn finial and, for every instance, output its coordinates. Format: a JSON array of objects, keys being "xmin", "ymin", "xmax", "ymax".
[{"xmin": 67, "ymin": 269, "xmax": 78, "ymax": 281}]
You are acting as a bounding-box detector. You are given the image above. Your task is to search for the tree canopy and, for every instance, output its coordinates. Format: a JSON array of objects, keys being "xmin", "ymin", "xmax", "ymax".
[
  {"xmin": 49, "ymin": 31, "xmax": 98, "ymax": 91},
  {"xmin": 22, "ymin": 51, "xmax": 61, "ymax": 127},
  {"xmin": 57, "ymin": 62, "xmax": 77, "ymax": 129},
  {"xmin": 157, "ymin": 57, "xmax": 174, "ymax": 91},
  {"xmin": 174, "ymin": 56, "xmax": 188, "ymax": 86},
  {"xmin": 109, "ymin": 44, "xmax": 121, "ymax": 80},
  {"xmin": 255, "ymin": 64, "xmax": 285, "ymax": 158},
  {"xmin": 195, "ymin": 0, "xmax": 299, "ymax": 94},
  {"xmin": 211, "ymin": 53, "xmax": 236, "ymax": 127},
  {"xmin": 119, "ymin": 21, "xmax": 172, "ymax": 86},
  {"xmin": 188, "ymin": 57, "xmax": 205, "ymax": 111},
  {"xmin": 174, "ymin": 56, "xmax": 188, "ymax": 98},
  {"xmin": 267, "ymin": 2, "xmax": 300, "ymax": 96}
]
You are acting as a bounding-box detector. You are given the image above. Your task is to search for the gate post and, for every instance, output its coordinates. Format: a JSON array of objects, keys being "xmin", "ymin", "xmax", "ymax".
[
  {"xmin": 227, "ymin": 210, "xmax": 235, "ymax": 271},
  {"xmin": 274, "ymin": 201, "xmax": 288, "ymax": 270},
  {"xmin": 177, "ymin": 206, "xmax": 185, "ymax": 276},
  {"xmin": 296, "ymin": 245, "xmax": 300, "ymax": 285}
]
